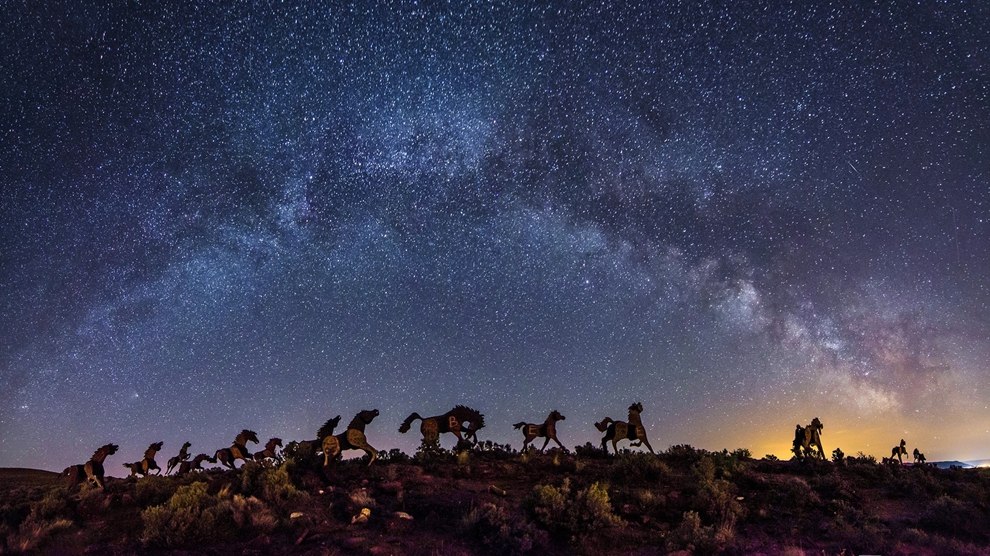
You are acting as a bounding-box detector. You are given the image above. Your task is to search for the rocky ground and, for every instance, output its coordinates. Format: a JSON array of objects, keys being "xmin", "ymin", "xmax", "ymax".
[{"xmin": 2, "ymin": 444, "xmax": 989, "ymax": 555}]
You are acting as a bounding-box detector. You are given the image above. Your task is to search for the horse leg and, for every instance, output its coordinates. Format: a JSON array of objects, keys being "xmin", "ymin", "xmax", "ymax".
[
  {"xmin": 640, "ymin": 437, "xmax": 656, "ymax": 455},
  {"xmin": 552, "ymin": 436, "xmax": 565, "ymax": 450},
  {"xmin": 363, "ymin": 444, "xmax": 377, "ymax": 466},
  {"xmin": 539, "ymin": 437, "xmax": 551, "ymax": 452}
]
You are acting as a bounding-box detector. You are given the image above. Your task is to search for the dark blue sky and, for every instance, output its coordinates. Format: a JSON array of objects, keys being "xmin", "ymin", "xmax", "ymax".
[{"xmin": 2, "ymin": 1, "xmax": 989, "ymax": 470}]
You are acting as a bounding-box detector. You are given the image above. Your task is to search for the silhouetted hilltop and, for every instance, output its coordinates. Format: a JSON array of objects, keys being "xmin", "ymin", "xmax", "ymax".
[{"xmin": 3, "ymin": 446, "xmax": 990, "ymax": 555}]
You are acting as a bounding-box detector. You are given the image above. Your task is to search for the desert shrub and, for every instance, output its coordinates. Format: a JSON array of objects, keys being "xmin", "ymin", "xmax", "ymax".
[
  {"xmin": 666, "ymin": 511, "xmax": 717, "ymax": 555},
  {"xmin": 610, "ymin": 453, "xmax": 670, "ymax": 482},
  {"xmin": 3, "ymin": 514, "xmax": 73, "ymax": 553},
  {"xmin": 696, "ymin": 476, "xmax": 744, "ymax": 543},
  {"xmin": 135, "ymin": 474, "xmax": 175, "ymax": 507},
  {"xmin": 462, "ymin": 503, "xmax": 547, "ymax": 554},
  {"xmin": 415, "ymin": 439, "xmax": 455, "ymax": 464},
  {"xmin": 349, "ymin": 487, "xmax": 377, "ymax": 509},
  {"xmin": 708, "ymin": 449, "xmax": 750, "ymax": 478},
  {"xmin": 216, "ymin": 494, "xmax": 278, "ymax": 534},
  {"xmin": 527, "ymin": 479, "xmax": 623, "ymax": 536},
  {"xmin": 141, "ymin": 482, "xmax": 236, "ymax": 547},
  {"xmin": 528, "ymin": 480, "xmax": 570, "ymax": 532},
  {"xmin": 775, "ymin": 476, "xmax": 821, "ymax": 513},
  {"xmin": 665, "ymin": 444, "xmax": 706, "ymax": 463},
  {"xmin": 377, "ymin": 448, "xmax": 411, "ymax": 463},
  {"xmin": 693, "ymin": 455, "xmax": 717, "ymax": 483},
  {"xmin": 763, "ymin": 454, "xmax": 779, "ymax": 461},
  {"xmin": 574, "ymin": 442, "xmax": 608, "ymax": 459},
  {"xmin": 29, "ymin": 488, "xmax": 69, "ymax": 521},
  {"xmin": 239, "ymin": 460, "xmax": 306, "ymax": 514},
  {"xmin": 832, "ymin": 447, "xmax": 845, "ymax": 463},
  {"xmin": 919, "ymin": 495, "xmax": 990, "ymax": 542}
]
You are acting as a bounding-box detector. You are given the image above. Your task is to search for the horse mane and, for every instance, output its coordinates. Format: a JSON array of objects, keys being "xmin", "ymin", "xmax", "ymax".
[
  {"xmin": 347, "ymin": 409, "xmax": 379, "ymax": 430},
  {"xmin": 627, "ymin": 403, "xmax": 644, "ymax": 424},
  {"xmin": 92, "ymin": 443, "xmax": 118, "ymax": 461},
  {"xmin": 451, "ymin": 405, "xmax": 485, "ymax": 430},
  {"xmin": 144, "ymin": 442, "xmax": 163, "ymax": 459},
  {"xmin": 317, "ymin": 416, "xmax": 341, "ymax": 440},
  {"xmin": 235, "ymin": 430, "xmax": 258, "ymax": 445},
  {"xmin": 265, "ymin": 438, "xmax": 282, "ymax": 451}
]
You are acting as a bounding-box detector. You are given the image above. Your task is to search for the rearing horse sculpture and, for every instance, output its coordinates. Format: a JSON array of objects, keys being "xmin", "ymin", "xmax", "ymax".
[
  {"xmin": 793, "ymin": 418, "xmax": 825, "ymax": 461},
  {"xmin": 62, "ymin": 443, "xmax": 119, "ymax": 489},
  {"xmin": 891, "ymin": 439, "xmax": 907, "ymax": 464},
  {"xmin": 595, "ymin": 402, "xmax": 655, "ymax": 454},
  {"xmin": 323, "ymin": 409, "xmax": 380, "ymax": 466},
  {"xmin": 215, "ymin": 430, "xmax": 259, "ymax": 469},
  {"xmin": 399, "ymin": 405, "xmax": 485, "ymax": 449},
  {"xmin": 513, "ymin": 410, "xmax": 566, "ymax": 451},
  {"xmin": 166, "ymin": 442, "xmax": 192, "ymax": 475},
  {"xmin": 122, "ymin": 442, "xmax": 164, "ymax": 477}
]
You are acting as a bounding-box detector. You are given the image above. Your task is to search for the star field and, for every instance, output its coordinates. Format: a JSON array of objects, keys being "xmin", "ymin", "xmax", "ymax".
[{"xmin": 2, "ymin": 1, "xmax": 989, "ymax": 470}]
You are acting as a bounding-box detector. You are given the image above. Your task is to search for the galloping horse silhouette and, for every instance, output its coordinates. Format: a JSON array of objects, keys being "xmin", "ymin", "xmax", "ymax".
[
  {"xmin": 399, "ymin": 405, "xmax": 485, "ymax": 449},
  {"xmin": 177, "ymin": 453, "xmax": 216, "ymax": 475},
  {"xmin": 166, "ymin": 442, "xmax": 192, "ymax": 474},
  {"xmin": 123, "ymin": 442, "xmax": 165, "ymax": 477},
  {"xmin": 254, "ymin": 438, "xmax": 283, "ymax": 462},
  {"xmin": 215, "ymin": 430, "xmax": 259, "ymax": 469},
  {"xmin": 596, "ymin": 402, "xmax": 656, "ymax": 454},
  {"xmin": 62, "ymin": 443, "xmax": 119, "ymax": 489},
  {"xmin": 513, "ymin": 410, "xmax": 566, "ymax": 451},
  {"xmin": 793, "ymin": 418, "xmax": 825, "ymax": 460},
  {"xmin": 323, "ymin": 409, "xmax": 380, "ymax": 466}
]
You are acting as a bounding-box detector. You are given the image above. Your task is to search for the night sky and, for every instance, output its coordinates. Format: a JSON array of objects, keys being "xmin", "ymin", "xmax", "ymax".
[{"xmin": 2, "ymin": 1, "xmax": 989, "ymax": 472}]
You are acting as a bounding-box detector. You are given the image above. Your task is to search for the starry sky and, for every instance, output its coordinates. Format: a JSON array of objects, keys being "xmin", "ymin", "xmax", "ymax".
[{"xmin": 2, "ymin": 1, "xmax": 989, "ymax": 471}]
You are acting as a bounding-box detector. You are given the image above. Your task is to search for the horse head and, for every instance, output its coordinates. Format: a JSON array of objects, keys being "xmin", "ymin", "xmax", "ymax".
[
  {"xmin": 811, "ymin": 417, "xmax": 823, "ymax": 432},
  {"xmin": 550, "ymin": 410, "xmax": 565, "ymax": 422},
  {"xmin": 317, "ymin": 416, "xmax": 342, "ymax": 440},
  {"xmin": 628, "ymin": 402, "xmax": 644, "ymax": 417},
  {"xmin": 93, "ymin": 443, "xmax": 119, "ymax": 461},
  {"xmin": 236, "ymin": 430, "xmax": 260, "ymax": 445},
  {"xmin": 359, "ymin": 409, "xmax": 380, "ymax": 424},
  {"xmin": 180, "ymin": 442, "xmax": 192, "ymax": 451},
  {"xmin": 268, "ymin": 438, "xmax": 283, "ymax": 450}
]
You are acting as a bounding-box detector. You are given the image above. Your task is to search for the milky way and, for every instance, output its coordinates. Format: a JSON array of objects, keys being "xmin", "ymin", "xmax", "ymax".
[{"xmin": 2, "ymin": 1, "xmax": 989, "ymax": 470}]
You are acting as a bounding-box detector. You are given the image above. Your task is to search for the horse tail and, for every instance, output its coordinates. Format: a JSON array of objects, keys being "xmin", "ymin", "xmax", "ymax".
[
  {"xmin": 595, "ymin": 418, "xmax": 613, "ymax": 432},
  {"xmin": 398, "ymin": 413, "xmax": 423, "ymax": 434},
  {"xmin": 513, "ymin": 422, "xmax": 527, "ymax": 430}
]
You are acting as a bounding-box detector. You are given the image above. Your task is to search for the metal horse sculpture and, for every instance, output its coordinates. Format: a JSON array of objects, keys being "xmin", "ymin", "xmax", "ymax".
[
  {"xmin": 323, "ymin": 409, "xmax": 380, "ymax": 466},
  {"xmin": 62, "ymin": 443, "xmax": 119, "ymax": 489},
  {"xmin": 891, "ymin": 439, "xmax": 907, "ymax": 464},
  {"xmin": 215, "ymin": 430, "xmax": 259, "ymax": 469},
  {"xmin": 166, "ymin": 442, "xmax": 192, "ymax": 475},
  {"xmin": 913, "ymin": 448, "xmax": 926, "ymax": 465},
  {"xmin": 513, "ymin": 410, "xmax": 566, "ymax": 452},
  {"xmin": 177, "ymin": 453, "xmax": 216, "ymax": 475},
  {"xmin": 399, "ymin": 405, "xmax": 486, "ymax": 449},
  {"xmin": 122, "ymin": 441, "xmax": 164, "ymax": 477},
  {"xmin": 793, "ymin": 418, "xmax": 825, "ymax": 460},
  {"xmin": 288, "ymin": 415, "xmax": 341, "ymax": 465},
  {"xmin": 595, "ymin": 402, "xmax": 656, "ymax": 454},
  {"xmin": 254, "ymin": 438, "xmax": 283, "ymax": 462}
]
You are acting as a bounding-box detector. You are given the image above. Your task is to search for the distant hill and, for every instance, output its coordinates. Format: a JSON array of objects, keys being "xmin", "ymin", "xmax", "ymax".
[
  {"xmin": 0, "ymin": 467, "xmax": 61, "ymax": 489},
  {"xmin": 964, "ymin": 459, "xmax": 990, "ymax": 468},
  {"xmin": 931, "ymin": 460, "xmax": 974, "ymax": 469}
]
